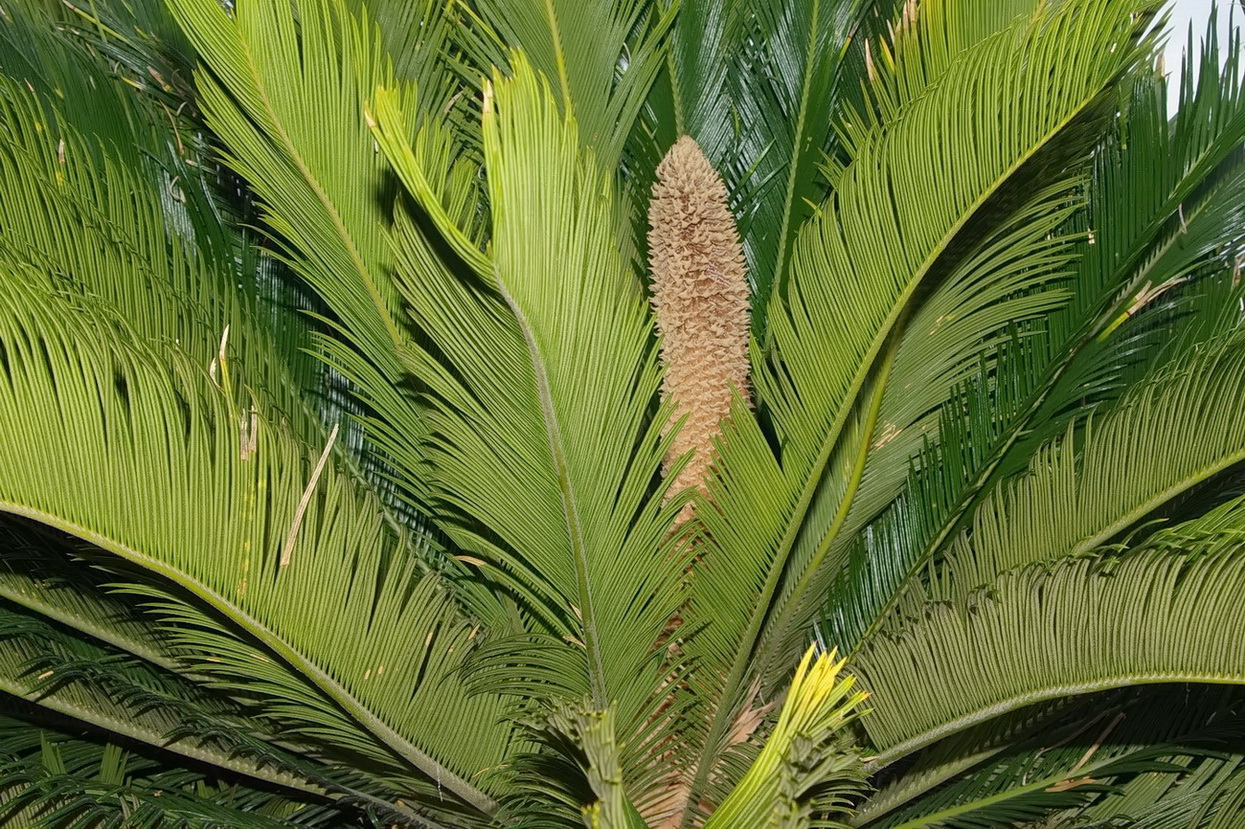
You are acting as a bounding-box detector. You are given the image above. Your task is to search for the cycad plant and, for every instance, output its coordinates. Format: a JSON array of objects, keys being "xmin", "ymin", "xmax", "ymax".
[{"xmin": 2, "ymin": 0, "xmax": 1245, "ymax": 825}]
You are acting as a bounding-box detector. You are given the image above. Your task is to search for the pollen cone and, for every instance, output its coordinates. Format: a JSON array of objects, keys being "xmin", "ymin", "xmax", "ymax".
[{"xmin": 647, "ymin": 136, "xmax": 751, "ymax": 524}]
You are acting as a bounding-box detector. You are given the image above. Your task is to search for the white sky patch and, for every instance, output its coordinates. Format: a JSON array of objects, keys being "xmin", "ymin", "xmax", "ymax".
[{"xmin": 1163, "ymin": 0, "xmax": 1240, "ymax": 114}]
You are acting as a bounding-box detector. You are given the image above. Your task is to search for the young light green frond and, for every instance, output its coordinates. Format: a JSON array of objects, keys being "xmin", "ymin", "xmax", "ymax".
[
  {"xmin": 852, "ymin": 540, "xmax": 1245, "ymax": 764},
  {"xmin": 0, "ymin": 270, "xmax": 516, "ymax": 818},
  {"xmin": 368, "ymin": 84, "xmax": 492, "ymax": 277},
  {"xmin": 929, "ymin": 330, "xmax": 1245, "ymax": 603},
  {"xmin": 165, "ymin": 0, "xmax": 407, "ymax": 372},
  {"xmin": 366, "ymin": 85, "xmax": 571, "ymax": 635},
  {"xmin": 472, "ymin": 52, "xmax": 693, "ymax": 717},
  {"xmin": 469, "ymin": 0, "xmax": 676, "ymax": 168},
  {"xmin": 376, "ymin": 51, "xmax": 689, "ymax": 782},
  {"xmin": 703, "ymin": 647, "xmax": 869, "ymax": 829},
  {"xmin": 344, "ymin": 0, "xmax": 488, "ymax": 150}
]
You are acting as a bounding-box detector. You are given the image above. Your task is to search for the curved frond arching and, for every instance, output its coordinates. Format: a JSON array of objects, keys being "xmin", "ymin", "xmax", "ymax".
[
  {"xmin": 0, "ymin": 543, "xmax": 437, "ymax": 823},
  {"xmin": 0, "ymin": 713, "xmax": 356, "ymax": 829},
  {"xmin": 851, "ymin": 698, "xmax": 1080, "ymax": 827},
  {"xmin": 0, "ymin": 269, "xmax": 518, "ymax": 819},
  {"xmin": 836, "ymin": 0, "xmax": 1062, "ymax": 160},
  {"xmin": 0, "ymin": 608, "xmax": 324, "ymax": 798},
  {"xmin": 820, "ymin": 38, "xmax": 1245, "ymax": 655},
  {"xmin": 0, "ymin": 524, "xmax": 193, "ymax": 675},
  {"xmin": 852, "ymin": 539, "xmax": 1245, "ymax": 764},
  {"xmin": 3, "ymin": 0, "xmax": 1245, "ymax": 825},
  {"xmin": 760, "ymin": 180, "xmax": 1083, "ymax": 677},
  {"xmin": 930, "ymin": 331, "xmax": 1245, "ymax": 602},
  {"xmin": 855, "ymin": 686, "xmax": 1245, "ymax": 829}
]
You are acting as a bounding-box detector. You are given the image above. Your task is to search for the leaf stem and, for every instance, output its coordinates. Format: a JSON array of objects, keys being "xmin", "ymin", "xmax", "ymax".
[{"xmin": 494, "ymin": 279, "xmax": 609, "ymax": 710}]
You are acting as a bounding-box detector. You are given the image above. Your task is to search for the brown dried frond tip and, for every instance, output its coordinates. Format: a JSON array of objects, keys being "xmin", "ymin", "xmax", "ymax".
[{"xmin": 648, "ymin": 136, "xmax": 751, "ymax": 523}]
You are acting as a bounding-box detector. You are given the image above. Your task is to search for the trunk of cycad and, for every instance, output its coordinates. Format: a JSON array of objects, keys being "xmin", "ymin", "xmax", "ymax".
[{"xmin": 644, "ymin": 136, "xmax": 752, "ymax": 825}]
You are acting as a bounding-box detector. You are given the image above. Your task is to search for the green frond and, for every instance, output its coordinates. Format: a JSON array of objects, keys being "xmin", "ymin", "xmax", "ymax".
[
  {"xmin": 675, "ymin": 1, "xmax": 1150, "ymax": 818},
  {"xmin": 0, "ymin": 602, "xmax": 330, "ymax": 801},
  {"xmin": 0, "ymin": 269, "xmax": 516, "ymax": 819},
  {"xmin": 0, "ymin": 523, "xmax": 193, "ymax": 674},
  {"xmin": 165, "ymin": 0, "xmax": 408, "ymax": 369},
  {"xmin": 0, "ymin": 715, "xmax": 347, "ymax": 828},
  {"xmin": 835, "ymin": 0, "xmax": 1090, "ymax": 160},
  {"xmin": 665, "ymin": 0, "xmax": 863, "ymax": 328},
  {"xmin": 764, "ymin": 181, "xmax": 1082, "ymax": 675},
  {"xmin": 0, "ymin": 13, "xmax": 324, "ymax": 445},
  {"xmin": 852, "ymin": 537, "xmax": 1245, "ymax": 764},
  {"xmin": 929, "ymin": 331, "xmax": 1245, "ymax": 602},
  {"xmin": 1014, "ymin": 21, "xmax": 1245, "ymax": 459},
  {"xmin": 1074, "ymin": 754, "xmax": 1245, "ymax": 828},
  {"xmin": 2, "ymin": 0, "xmax": 1244, "ymax": 826},
  {"xmin": 159, "ymin": 0, "xmax": 505, "ymax": 535},
  {"xmin": 468, "ymin": 0, "xmax": 675, "ymax": 169},
  {"xmin": 853, "ymin": 699, "xmax": 1080, "ymax": 827},
  {"xmin": 374, "ymin": 53, "xmax": 689, "ymax": 784},
  {"xmin": 345, "ymin": 0, "xmax": 489, "ymax": 141},
  {"xmin": 759, "ymin": 0, "xmax": 1145, "ymax": 476},
  {"xmin": 857, "ymin": 686, "xmax": 1245, "ymax": 829},
  {"xmin": 542, "ymin": 705, "xmax": 649, "ymax": 829},
  {"xmin": 819, "ymin": 23, "xmax": 1245, "ymax": 654}
]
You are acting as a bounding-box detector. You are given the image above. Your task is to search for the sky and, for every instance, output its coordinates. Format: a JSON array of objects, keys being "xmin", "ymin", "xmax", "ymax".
[{"xmin": 1164, "ymin": 0, "xmax": 1239, "ymax": 113}]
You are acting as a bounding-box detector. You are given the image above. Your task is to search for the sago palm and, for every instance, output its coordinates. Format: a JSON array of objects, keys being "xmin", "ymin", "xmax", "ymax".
[{"xmin": 1, "ymin": 0, "xmax": 1245, "ymax": 825}]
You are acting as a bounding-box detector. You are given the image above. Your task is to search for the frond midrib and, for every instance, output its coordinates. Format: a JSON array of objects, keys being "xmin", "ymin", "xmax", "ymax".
[
  {"xmin": 493, "ymin": 277, "xmax": 609, "ymax": 711},
  {"xmin": 846, "ymin": 146, "xmax": 1245, "ymax": 656},
  {"xmin": 0, "ymin": 584, "xmax": 179, "ymax": 675},
  {"xmin": 875, "ymin": 745, "xmax": 1141, "ymax": 829},
  {"xmin": 767, "ymin": 0, "xmax": 833, "ymax": 309},
  {"xmin": 1070, "ymin": 448, "xmax": 1245, "ymax": 557}
]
